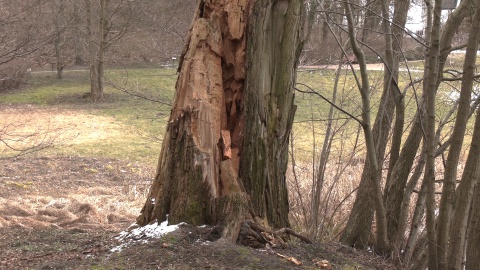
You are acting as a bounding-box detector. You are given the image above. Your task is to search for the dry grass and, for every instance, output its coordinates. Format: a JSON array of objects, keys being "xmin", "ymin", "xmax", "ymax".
[{"xmin": 0, "ymin": 156, "xmax": 153, "ymax": 231}]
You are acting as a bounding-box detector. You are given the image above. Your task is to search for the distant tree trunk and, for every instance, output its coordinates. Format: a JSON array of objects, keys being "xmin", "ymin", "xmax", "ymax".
[
  {"xmin": 86, "ymin": 0, "xmax": 107, "ymax": 101},
  {"xmin": 86, "ymin": 0, "xmax": 101, "ymax": 101},
  {"xmin": 96, "ymin": 0, "xmax": 108, "ymax": 100},
  {"xmin": 137, "ymin": 0, "xmax": 304, "ymax": 241},
  {"xmin": 360, "ymin": 0, "xmax": 382, "ymax": 42},
  {"xmin": 53, "ymin": 0, "xmax": 66, "ymax": 79},
  {"xmin": 73, "ymin": 1, "xmax": 85, "ymax": 66}
]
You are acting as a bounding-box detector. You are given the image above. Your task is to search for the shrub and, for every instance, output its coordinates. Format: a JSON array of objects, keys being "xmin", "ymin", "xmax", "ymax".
[{"xmin": 0, "ymin": 61, "xmax": 29, "ymax": 92}]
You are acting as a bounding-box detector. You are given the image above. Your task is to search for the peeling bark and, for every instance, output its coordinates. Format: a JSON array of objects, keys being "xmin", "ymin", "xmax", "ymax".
[
  {"xmin": 137, "ymin": 0, "xmax": 304, "ymax": 243},
  {"xmin": 137, "ymin": 0, "xmax": 250, "ymax": 228}
]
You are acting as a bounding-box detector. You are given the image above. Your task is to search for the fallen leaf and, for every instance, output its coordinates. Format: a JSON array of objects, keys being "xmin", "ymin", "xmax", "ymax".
[
  {"xmin": 314, "ymin": 259, "xmax": 332, "ymax": 269},
  {"xmin": 276, "ymin": 253, "xmax": 302, "ymax": 266}
]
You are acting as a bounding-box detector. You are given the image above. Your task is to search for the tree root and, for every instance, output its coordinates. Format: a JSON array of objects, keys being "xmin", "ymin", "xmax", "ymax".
[{"xmin": 236, "ymin": 219, "xmax": 312, "ymax": 248}]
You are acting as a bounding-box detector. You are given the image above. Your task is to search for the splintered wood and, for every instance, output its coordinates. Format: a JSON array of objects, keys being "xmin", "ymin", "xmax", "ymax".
[
  {"xmin": 172, "ymin": 0, "xmax": 247, "ymax": 197},
  {"xmin": 220, "ymin": 130, "xmax": 232, "ymax": 159}
]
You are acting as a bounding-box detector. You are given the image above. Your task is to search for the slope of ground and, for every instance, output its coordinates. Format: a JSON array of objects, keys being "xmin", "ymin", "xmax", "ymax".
[
  {"xmin": 0, "ymin": 155, "xmax": 395, "ymax": 270},
  {"xmin": 0, "ymin": 84, "xmax": 396, "ymax": 269}
]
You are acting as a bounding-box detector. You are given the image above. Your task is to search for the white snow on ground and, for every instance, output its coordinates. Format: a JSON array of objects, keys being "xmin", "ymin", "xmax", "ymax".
[{"xmin": 111, "ymin": 218, "xmax": 184, "ymax": 252}]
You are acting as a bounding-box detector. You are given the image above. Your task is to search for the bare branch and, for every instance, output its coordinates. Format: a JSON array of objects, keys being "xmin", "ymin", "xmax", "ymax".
[{"xmin": 295, "ymin": 83, "xmax": 364, "ymax": 126}]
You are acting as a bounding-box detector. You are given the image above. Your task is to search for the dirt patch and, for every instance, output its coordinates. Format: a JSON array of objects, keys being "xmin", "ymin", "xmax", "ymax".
[{"xmin": 0, "ymin": 222, "xmax": 394, "ymax": 270}]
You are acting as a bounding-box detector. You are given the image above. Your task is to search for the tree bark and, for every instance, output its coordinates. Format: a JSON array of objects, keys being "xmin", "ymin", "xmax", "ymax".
[
  {"xmin": 137, "ymin": 0, "xmax": 304, "ymax": 242},
  {"xmin": 340, "ymin": 0, "xmax": 409, "ymax": 252},
  {"xmin": 445, "ymin": 5, "xmax": 480, "ymax": 267},
  {"xmin": 240, "ymin": 0, "xmax": 303, "ymax": 230},
  {"xmin": 341, "ymin": 0, "xmax": 389, "ymax": 254},
  {"xmin": 466, "ymin": 186, "xmax": 480, "ymax": 270},
  {"xmin": 424, "ymin": 0, "xmax": 442, "ymax": 269},
  {"xmin": 137, "ymin": 0, "xmax": 251, "ymax": 227}
]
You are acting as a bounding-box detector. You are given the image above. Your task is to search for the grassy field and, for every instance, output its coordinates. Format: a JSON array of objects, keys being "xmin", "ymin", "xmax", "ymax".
[
  {"xmin": 0, "ymin": 67, "xmax": 370, "ymax": 164},
  {"xmin": 0, "ymin": 53, "xmax": 473, "ymax": 165},
  {"xmin": 1, "ymin": 68, "xmax": 178, "ymax": 164}
]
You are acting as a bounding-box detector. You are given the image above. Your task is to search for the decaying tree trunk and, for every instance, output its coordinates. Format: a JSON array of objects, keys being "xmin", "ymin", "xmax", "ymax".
[{"xmin": 137, "ymin": 0, "xmax": 306, "ymax": 244}]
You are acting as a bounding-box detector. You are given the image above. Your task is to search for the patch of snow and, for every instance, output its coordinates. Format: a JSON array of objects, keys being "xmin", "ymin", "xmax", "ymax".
[
  {"xmin": 110, "ymin": 218, "xmax": 183, "ymax": 253},
  {"xmin": 196, "ymin": 238, "xmax": 210, "ymax": 245}
]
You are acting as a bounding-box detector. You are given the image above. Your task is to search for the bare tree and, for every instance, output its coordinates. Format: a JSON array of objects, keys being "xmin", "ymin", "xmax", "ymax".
[
  {"xmin": 85, "ymin": 0, "xmax": 131, "ymax": 101},
  {"xmin": 0, "ymin": 1, "xmax": 51, "ymax": 89},
  {"xmin": 52, "ymin": 0, "xmax": 69, "ymax": 79},
  {"xmin": 444, "ymin": 2, "xmax": 480, "ymax": 269}
]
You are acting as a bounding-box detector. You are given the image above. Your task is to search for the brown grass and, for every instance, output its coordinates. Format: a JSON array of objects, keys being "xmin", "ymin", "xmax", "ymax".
[{"xmin": 0, "ymin": 155, "xmax": 153, "ymax": 231}]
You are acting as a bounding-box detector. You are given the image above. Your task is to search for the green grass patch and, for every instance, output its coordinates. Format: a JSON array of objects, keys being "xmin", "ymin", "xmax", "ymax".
[
  {"xmin": 1, "ymin": 68, "xmax": 177, "ymax": 163},
  {"xmin": 1, "ymin": 62, "xmax": 476, "ymax": 164}
]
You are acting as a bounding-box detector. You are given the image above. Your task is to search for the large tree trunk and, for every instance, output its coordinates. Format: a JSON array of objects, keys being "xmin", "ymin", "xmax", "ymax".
[
  {"xmin": 240, "ymin": 0, "xmax": 302, "ymax": 230},
  {"xmin": 137, "ymin": 0, "xmax": 303, "ymax": 242}
]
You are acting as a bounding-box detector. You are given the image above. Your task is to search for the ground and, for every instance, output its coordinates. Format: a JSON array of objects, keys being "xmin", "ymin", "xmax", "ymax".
[
  {"xmin": 0, "ymin": 156, "xmax": 396, "ymax": 270},
  {"xmin": 0, "ymin": 92, "xmax": 397, "ymax": 269}
]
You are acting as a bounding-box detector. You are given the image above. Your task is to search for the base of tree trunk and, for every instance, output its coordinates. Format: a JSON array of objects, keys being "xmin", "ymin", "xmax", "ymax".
[{"xmin": 210, "ymin": 191, "xmax": 312, "ymax": 247}]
